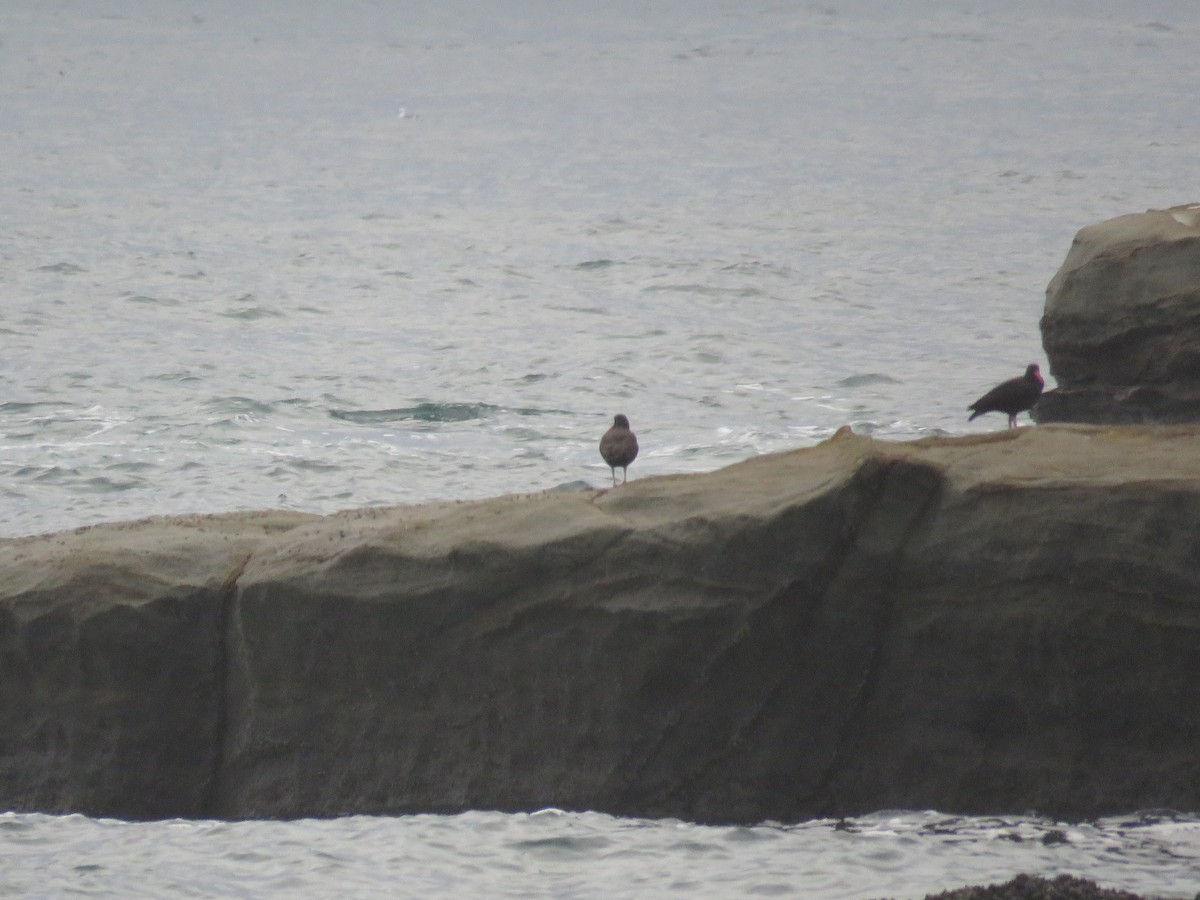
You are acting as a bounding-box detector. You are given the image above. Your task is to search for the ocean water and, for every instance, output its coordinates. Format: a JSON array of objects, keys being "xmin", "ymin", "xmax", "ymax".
[
  {"xmin": 1, "ymin": 810, "xmax": 1198, "ymax": 900},
  {"xmin": 3, "ymin": 1, "xmax": 1200, "ymax": 897}
]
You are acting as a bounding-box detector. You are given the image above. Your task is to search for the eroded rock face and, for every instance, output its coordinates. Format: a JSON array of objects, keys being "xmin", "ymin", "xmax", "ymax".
[
  {"xmin": 2, "ymin": 428, "xmax": 1200, "ymax": 823},
  {"xmin": 1038, "ymin": 203, "xmax": 1200, "ymax": 423},
  {"xmin": 0, "ymin": 511, "xmax": 315, "ymax": 819}
]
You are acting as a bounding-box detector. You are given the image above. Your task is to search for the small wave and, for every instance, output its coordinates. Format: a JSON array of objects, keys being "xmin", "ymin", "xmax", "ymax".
[
  {"xmin": 104, "ymin": 461, "xmax": 155, "ymax": 473},
  {"xmin": 220, "ymin": 294, "xmax": 284, "ymax": 320},
  {"xmin": 35, "ymin": 262, "xmax": 87, "ymax": 274},
  {"xmin": 79, "ymin": 476, "xmax": 143, "ymax": 493},
  {"xmin": 205, "ymin": 397, "xmax": 277, "ymax": 416},
  {"xmin": 0, "ymin": 400, "xmax": 75, "ymax": 415},
  {"xmin": 546, "ymin": 304, "xmax": 608, "ymax": 315},
  {"xmin": 273, "ymin": 459, "xmax": 342, "ymax": 474},
  {"xmin": 574, "ymin": 259, "xmax": 617, "ymax": 270},
  {"xmin": 330, "ymin": 402, "xmax": 561, "ymax": 425},
  {"xmin": 509, "ymin": 835, "xmax": 612, "ymax": 854},
  {"xmin": 837, "ymin": 373, "xmax": 901, "ymax": 388},
  {"xmin": 641, "ymin": 283, "xmax": 766, "ymax": 299},
  {"xmin": 924, "ymin": 31, "xmax": 993, "ymax": 44},
  {"xmin": 717, "ymin": 261, "xmax": 797, "ymax": 279},
  {"xmin": 15, "ymin": 465, "xmax": 76, "ymax": 482},
  {"xmin": 331, "ymin": 402, "xmax": 502, "ymax": 424},
  {"xmin": 124, "ymin": 294, "xmax": 182, "ymax": 306},
  {"xmin": 221, "ymin": 305, "xmax": 284, "ymax": 321}
]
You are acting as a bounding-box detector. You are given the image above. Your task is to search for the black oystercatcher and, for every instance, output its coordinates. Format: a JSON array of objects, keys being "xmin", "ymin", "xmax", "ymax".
[
  {"xmin": 599, "ymin": 414, "xmax": 638, "ymax": 485},
  {"xmin": 968, "ymin": 363, "xmax": 1045, "ymax": 429}
]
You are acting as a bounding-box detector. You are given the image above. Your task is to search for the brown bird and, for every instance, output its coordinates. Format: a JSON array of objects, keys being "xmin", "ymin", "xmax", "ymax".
[
  {"xmin": 968, "ymin": 363, "xmax": 1045, "ymax": 428},
  {"xmin": 599, "ymin": 414, "xmax": 638, "ymax": 485}
]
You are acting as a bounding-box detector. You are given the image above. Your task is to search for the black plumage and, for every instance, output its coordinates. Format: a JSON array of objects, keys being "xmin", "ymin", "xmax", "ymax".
[
  {"xmin": 599, "ymin": 414, "xmax": 638, "ymax": 485},
  {"xmin": 968, "ymin": 363, "xmax": 1045, "ymax": 429}
]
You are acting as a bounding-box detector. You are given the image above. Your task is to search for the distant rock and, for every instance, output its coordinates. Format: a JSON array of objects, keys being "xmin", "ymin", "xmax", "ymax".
[
  {"xmin": 1038, "ymin": 203, "xmax": 1200, "ymax": 423},
  {"xmin": 922, "ymin": 873, "xmax": 1147, "ymax": 900},
  {"xmin": 3, "ymin": 427, "xmax": 1200, "ymax": 823}
]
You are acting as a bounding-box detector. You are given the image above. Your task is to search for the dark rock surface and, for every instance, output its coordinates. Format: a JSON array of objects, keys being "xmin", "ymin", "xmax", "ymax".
[
  {"xmin": 920, "ymin": 873, "xmax": 1149, "ymax": 899},
  {"xmin": 2, "ymin": 426, "xmax": 1200, "ymax": 823},
  {"xmin": 1038, "ymin": 203, "xmax": 1200, "ymax": 423}
]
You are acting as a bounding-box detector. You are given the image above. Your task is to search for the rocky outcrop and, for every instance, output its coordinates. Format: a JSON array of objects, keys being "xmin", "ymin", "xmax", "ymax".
[
  {"xmin": 924, "ymin": 873, "xmax": 1147, "ymax": 900},
  {"xmin": 3, "ymin": 426, "xmax": 1200, "ymax": 823},
  {"xmin": 0, "ymin": 511, "xmax": 315, "ymax": 820},
  {"xmin": 1038, "ymin": 203, "xmax": 1200, "ymax": 423}
]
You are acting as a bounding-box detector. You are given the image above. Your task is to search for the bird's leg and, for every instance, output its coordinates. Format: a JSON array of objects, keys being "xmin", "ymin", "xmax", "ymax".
[{"xmin": 1008, "ymin": 414, "xmax": 1017, "ymax": 429}]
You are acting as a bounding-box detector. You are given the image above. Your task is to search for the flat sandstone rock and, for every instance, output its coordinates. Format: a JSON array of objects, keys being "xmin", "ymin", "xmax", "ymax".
[{"xmin": 2, "ymin": 426, "xmax": 1199, "ymax": 822}]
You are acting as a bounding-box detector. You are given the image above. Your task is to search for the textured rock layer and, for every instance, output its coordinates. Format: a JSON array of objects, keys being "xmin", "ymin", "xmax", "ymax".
[
  {"xmin": 1038, "ymin": 202, "xmax": 1200, "ymax": 423},
  {"xmin": 2, "ymin": 427, "xmax": 1199, "ymax": 823}
]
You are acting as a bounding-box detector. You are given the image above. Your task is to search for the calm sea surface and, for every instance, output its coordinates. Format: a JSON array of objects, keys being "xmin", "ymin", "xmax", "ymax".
[{"xmin": 3, "ymin": 2, "xmax": 1199, "ymax": 897}]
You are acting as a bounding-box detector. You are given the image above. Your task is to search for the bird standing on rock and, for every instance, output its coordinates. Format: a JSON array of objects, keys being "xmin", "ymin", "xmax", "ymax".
[
  {"xmin": 599, "ymin": 414, "xmax": 638, "ymax": 485},
  {"xmin": 968, "ymin": 363, "xmax": 1045, "ymax": 429}
]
